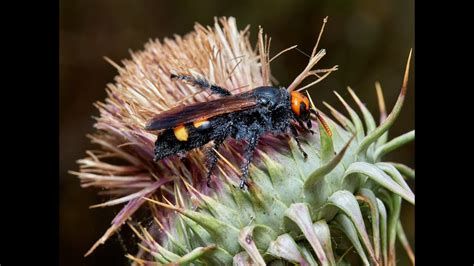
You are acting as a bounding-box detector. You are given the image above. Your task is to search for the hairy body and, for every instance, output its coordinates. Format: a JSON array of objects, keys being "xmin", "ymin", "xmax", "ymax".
[{"xmin": 147, "ymin": 76, "xmax": 317, "ymax": 188}]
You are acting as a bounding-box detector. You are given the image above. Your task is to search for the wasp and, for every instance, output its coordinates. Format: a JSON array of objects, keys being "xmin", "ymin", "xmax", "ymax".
[{"xmin": 145, "ymin": 74, "xmax": 331, "ymax": 189}]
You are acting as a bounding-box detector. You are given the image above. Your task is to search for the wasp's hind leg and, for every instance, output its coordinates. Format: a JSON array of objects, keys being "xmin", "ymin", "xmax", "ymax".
[
  {"xmin": 170, "ymin": 74, "xmax": 232, "ymax": 96},
  {"xmin": 290, "ymin": 124, "xmax": 308, "ymax": 160},
  {"xmin": 239, "ymin": 133, "xmax": 260, "ymax": 190}
]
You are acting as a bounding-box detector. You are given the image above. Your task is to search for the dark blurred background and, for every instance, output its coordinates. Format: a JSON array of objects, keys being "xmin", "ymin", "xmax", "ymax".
[{"xmin": 60, "ymin": 0, "xmax": 414, "ymax": 265}]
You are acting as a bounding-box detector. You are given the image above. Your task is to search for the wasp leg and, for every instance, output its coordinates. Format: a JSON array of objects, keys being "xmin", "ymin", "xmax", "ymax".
[
  {"xmin": 205, "ymin": 139, "xmax": 225, "ymax": 188},
  {"xmin": 177, "ymin": 152, "xmax": 190, "ymax": 164},
  {"xmin": 170, "ymin": 74, "xmax": 232, "ymax": 96},
  {"xmin": 239, "ymin": 133, "xmax": 260, "ymax": 189},
  {"xmin": 306, "ymin": 118, "xmax": 313, "ymax": 130},
  {"xmin": 297, "ymin": 119, "xmax": 315, "ymax": 135},
  {"xmin": 290, "ymin": 124, "xmax": 308, "ymax": 160}
]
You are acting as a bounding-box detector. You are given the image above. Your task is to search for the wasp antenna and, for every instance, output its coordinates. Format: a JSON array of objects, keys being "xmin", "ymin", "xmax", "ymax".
[
  {"xmin": 294, "ymin": 47, "xmax": 311, "ymax": 59},
  {"xmin": 269, "ymin": 45, "xmax": 299, "ymax": 63},
  {"xmin": 315, "ymin": 112, "xmax": 333, "ymax": 137},
  {"xmin": 305, "ymin": 91, "xmax": 333, "ymax": 137}
]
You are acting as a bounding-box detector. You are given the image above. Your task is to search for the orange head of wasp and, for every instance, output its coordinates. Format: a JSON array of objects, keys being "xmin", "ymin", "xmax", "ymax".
[
  {"xmin": 290, "ymin": 90, "xmax": 333, "ymax": 137},
  {"xmin": 290, "ymin": 91, "xmax": 311, "ymax": 121}
]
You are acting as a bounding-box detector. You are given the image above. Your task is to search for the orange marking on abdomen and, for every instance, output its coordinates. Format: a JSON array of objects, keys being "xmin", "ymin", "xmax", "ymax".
[
  {"xmin": 173, "ymin": 124, "xmax": 189, "ymax": 141},
  {"xmin": 193, "ymin": 119, "xmax": 210, "ymax": 129}
]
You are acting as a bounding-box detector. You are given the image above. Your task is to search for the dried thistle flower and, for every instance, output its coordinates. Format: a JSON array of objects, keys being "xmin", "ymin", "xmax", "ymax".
[{"xmin": 71, "ymin": 16, "xmax": 414, "ymax": 265}]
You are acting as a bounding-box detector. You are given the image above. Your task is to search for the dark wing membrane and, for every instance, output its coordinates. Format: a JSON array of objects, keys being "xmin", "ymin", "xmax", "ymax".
[{"xmin": 145, "ymin": 93, "xmax": 257, "ymax": 131}]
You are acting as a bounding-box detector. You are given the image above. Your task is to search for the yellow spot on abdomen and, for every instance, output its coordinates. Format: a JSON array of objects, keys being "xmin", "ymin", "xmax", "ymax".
[
  {"xmin": 193, "ymin": 119, "xmax": 210, "ymax": 129},
  {"xmin": 173, "ymin": 124, "xmax": 189, "ymax": 141}
]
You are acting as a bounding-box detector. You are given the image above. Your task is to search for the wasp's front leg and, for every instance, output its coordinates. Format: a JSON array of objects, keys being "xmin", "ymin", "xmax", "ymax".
[
  {"xmin": 297, "ymin": 119, "xmax": 315, "ymax": 135},
  {"xmin": 290, "ymin": 124, "xmax": 308, "ymax": 160}
]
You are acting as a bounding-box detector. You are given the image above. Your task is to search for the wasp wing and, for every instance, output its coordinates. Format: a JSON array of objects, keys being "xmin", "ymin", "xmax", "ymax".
[{"xmin": 145, "ymin": 93, "xmax": 257, "ymax": 131}]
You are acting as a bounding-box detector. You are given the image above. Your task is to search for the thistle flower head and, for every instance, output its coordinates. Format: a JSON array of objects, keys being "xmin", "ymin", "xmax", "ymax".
[{"xmin": 72, "ymin": 16, "xmax": 414, "ymax": 265}]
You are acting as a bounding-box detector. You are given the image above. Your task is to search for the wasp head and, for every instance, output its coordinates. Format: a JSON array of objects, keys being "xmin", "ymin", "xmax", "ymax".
[{"xmin": 290, "ymin": 91, "xmax": 311, "ymax": 121}]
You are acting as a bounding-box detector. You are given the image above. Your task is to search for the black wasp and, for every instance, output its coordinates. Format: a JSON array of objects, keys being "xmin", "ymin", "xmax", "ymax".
[{"xmin": 145, "ymin": 74, "xmax": 331, "ymax": 189}]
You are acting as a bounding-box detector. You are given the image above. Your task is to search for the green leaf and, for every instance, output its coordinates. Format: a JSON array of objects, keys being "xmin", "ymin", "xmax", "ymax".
[
  {"xmin": 388, "ymin": 196, "xmax": 402, "ymax": 265},
  {"xmin": 389, "ymin": 162, "xmax": 415, "ymax": 180},
  {"xmin": 284, "ymin": 203, "xmax": 329, "ymax": 266},
  {"xmin": 168, "ymin": 245, "xmax": 217, "ymax": 265},
  {"xmin": 343, "ymin": 162, "xmax": 414, "ymax": 204},
  {"xmin": 253, "ymin": 153, "xmax": 280, "ymax": 190},
  {"xmin": 266, "ymin": 234, "xmax": 309, "ymax": 265},
  {"xmin": 202, "ymin": 246, "xmax": 234, "ymax": 265},
  {"xmin": 378, "ymin": 190, "xmax": 402, "ymax": 266},
  {"xmin": 323, "ymin": 101, "xmax": 356, "ymax": 133},
  {"xmin": 230, "ymin": 186, "xmax": 258, "ymax": 226},
  {"xmin": 319, "ymin": 113, "xmax": 335, "ymax": 163},
  {"xmin": 304, "ymin": 135, "xmax": 354, "ymax": 199},
  {"xmin": 268, "ymin": 260, "xmax": 286, "ymax": 266},
  {"xmin": 347, "ymin": 87, "xmax": 378, "ymax": 160},
  {"xmin": 299, "ymin": 245, "xmax": 319, "ymax": 266},
  {"xmin": 376, "ymin": 162, "xmax": 413, "ymax": 197},
  {"xmin": 357, "ymin": 188, "xmax": 381, "ymax": 263},
  {"xmin": 328, "ymin": 191, "xmax": 376, "ymax": 264},
  {"xmin": 152, "ymin": 241, "xmax": 181, "ymax": 262},
  {"xmin": 334, "ymin": 91, "xmax": 365, "ymax": 142},
  {"xmin": 147, "ymin": 249, "xmax": 170, "ymax": 264},
  {"xmin": 233, "ymin": 251, "xmax": 255, "ymax": 266},
  {"xmin": 233, "ymin": 170, "xmax": 288, "ymax": 232},
  {"xmin": 376, "ymin": 199, "xmax": 388, "ymax": 266},
  {"xmin": 187, "ymin": 184, "xmax": 242, "ymax": 228},
  {"xmin": 334, "ymin": 214, "xmax": 370, "ymax": 266},
  {"xmin": 397, "ymin": 221, "xmax": 415, "ymax": 265},
  {"xmin": 180, "ymin": 216, "xmax": 212, "ymax": 249},
  {"xmin": 374, "ymin": 130, "xmax": 415, "ymax": 161},
  {"xmin": 259, "ymin": 151, "xmax": 305, "ymax": 206},
  {"xmin": 375, "ymin": 82, "xmax": 389, "ymax": 148},
  {"xmin": 160, "ymin": 225, "xmax": 188, "ymax": 255},
  {"xmin": 347, "ymin": 87, "xmax": 377, "ymax": 134},
  {"xmin": 238, "ymin": 225, "xmax": 269, "ymax": 266},
  {"xmin": 357, "ymin": 49, "xmax": 412, "ymax": 155},
  {"xmin": 173, "ymin": 204, "xmax": 241, "ymax": 254},
  {"xmin": 313, "ymin": 220, "xmax": 336, "ymax": 265}
]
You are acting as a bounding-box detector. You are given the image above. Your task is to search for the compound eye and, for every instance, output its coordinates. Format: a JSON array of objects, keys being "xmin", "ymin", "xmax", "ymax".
[{"xmin": 300, "ymin": 102, "xmax": 310, "ymax": 120}]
